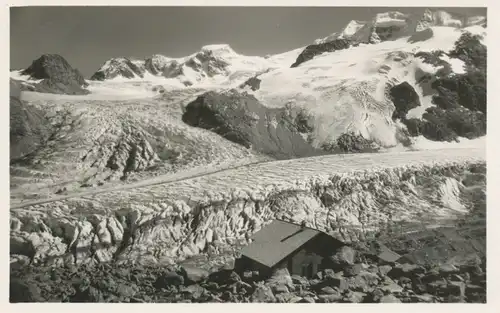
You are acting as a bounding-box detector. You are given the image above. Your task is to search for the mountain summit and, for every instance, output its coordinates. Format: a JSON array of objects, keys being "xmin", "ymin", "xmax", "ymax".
[
  {"xmin": 314, "ymin": 9, "xmax": 486, "ymax": 45},
  {"xmin": 89, "ymin": 43, "xmax": 273, "ymax": 87}
]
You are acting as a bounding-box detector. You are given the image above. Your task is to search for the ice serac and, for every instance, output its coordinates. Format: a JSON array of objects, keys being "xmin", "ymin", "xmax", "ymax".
[{"xmin": 10, "ymin": 148, "xmax": 485, "ymax": 268}]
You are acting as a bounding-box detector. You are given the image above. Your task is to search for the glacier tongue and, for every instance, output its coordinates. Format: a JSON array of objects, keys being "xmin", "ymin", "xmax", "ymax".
[{"xmin": 10, "ymin": 148, "xmax": 485, "ymax": 267}]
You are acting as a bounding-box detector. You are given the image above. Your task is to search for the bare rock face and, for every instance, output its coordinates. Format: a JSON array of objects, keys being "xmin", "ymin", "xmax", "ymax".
[
  {"xmin": 403, "ymin": 32, "xmax": 486, "ymax": 142},
  {"xmin": 389, "ymin": 81, "xmax": 421, "ymax": 121},
  {"xmin": 21, "ymin": 54, "xmax": 89, "ymax": 95},
  {"xmin": 321, "ymin": 132, "xmax": 379, "ymax": 153},
  {"xmin": 182, "ymin": 90, "xmax": 323, "ymax": 159},
  {"xmin": 291, "ymin": 39, "xmax": 353, "ymax": 68},
  {"xmin": 239, "ymin": 76, "xmax": 261, "ymax": 91}
]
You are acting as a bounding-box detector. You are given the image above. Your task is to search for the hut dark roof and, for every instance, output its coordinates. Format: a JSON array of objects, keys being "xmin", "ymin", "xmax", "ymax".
[{"xmin": 239, "ymin": 220, "xmax": 325, "ymax": 268}]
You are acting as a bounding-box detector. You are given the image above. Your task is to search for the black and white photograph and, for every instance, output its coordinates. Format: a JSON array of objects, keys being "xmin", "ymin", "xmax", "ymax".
[{"xmin": 7, "ymin": 4, "xmax": 489, "ymax": 305}]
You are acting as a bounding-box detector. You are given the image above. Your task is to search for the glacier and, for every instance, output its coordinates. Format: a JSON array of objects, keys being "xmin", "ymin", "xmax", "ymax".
[{"xmin": 10, "ymin": 147, "xmax": 485, "ymax": 268}]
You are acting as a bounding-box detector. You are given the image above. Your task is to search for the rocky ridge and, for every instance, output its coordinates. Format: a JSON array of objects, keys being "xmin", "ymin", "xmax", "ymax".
[
  {"xmin": 89, "ymin": 44, "xmax": 271, "ymax": 86},
  {"xmin": 15, "ymin": 54, "xmax": 89, "ymax": 95}
]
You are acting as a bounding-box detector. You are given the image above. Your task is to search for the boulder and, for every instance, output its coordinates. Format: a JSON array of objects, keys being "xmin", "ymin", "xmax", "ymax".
[
  {"xmin": 9, "ymin": 279, "xmax": 44, "ymax": 303},
  {"xmin": 329, "ymin": 246, "xmax": 357, "ymax": 267},
  {"xmin": 368, "ymin": 288, "xmax": 385, "ymax": 302},
  {"xmin": 70, "ymin": 285, "xmax": 104, "ymax": 302},
  {"xmin": 323, "ymin": 268, "xmax": 336, "ymax": 280},
  {"xmin": 180, "ymin": 266, "xmax": 210, "ymax": 284},
  {"xmin": 445, "ymin": 281, "xmax": 466, "ymax": 298},
  {"xmin": 320, "ymin": 286, "xmax": 338, "ymax": 295},
  {"xmin": 266, "ymin": 268, "xmax": 293, "ymax": 288},
  {"xmin": 324, "ymin": 276, "xmax": 349, "ymax": 291},
  {"xmin": 251, "ymin": 284, "xmax": 276, "ymax": 303},
  {"xmin": 343, "ymin": 291, "xmax": 366, "ymax": 303},
  {"xmin": 379, "ymin": 277, "xmax": 404, "ymax": 294},
  {"xmin": 449, "ymin": 274, "xmax": 465, "ymax": 282},
  {"xmin": 275, "ymin": 292, "xmax": 297, "ymax": 303},
  {"xmin": 439, "ymin": 264, "xmax": 459, "ymax": 274},
  {"xmin": 347, "ymin": 273, "xmax": 378, "ymax": 293},
  {"xmin": 154, "ymin": 271, "xmax": 184, "ymax": 289},
  {"xmin": 378, "ymin": 265, "xmax": 393, "ymax": 277},
  {"xmin": 379, "ymin": 294, "xmax": 401, "ymax": 303},
  {"xmin": 116, "ymin": 284, "xmax": 139, "ymax": 298},
  {"xmin": 427, "ymin": 278, "xmax": 448, "ymax": 294},
  {"xmin": 344, "ymin": 264, "xmax": 363, "ymax": 277},
  {"xmin": 181, "ymin": 284, "xmax": 207, "ymax": 301},
  {"xmin": 272, "ymin": 284, "xmax": 289, "ymax": 294},
  {"xmin": 208, "ymin": 269, "xmax": 240, "ymax": 285},
  {"xmin": 387, "ymin": 263, "xmax": 423, "ymax": 279},
  {"xmin": 410, "ymin": 293, "xmax": 435, "ymax": 303},
  {"xmin": 299, "ymin": 296, "xmax": 315, "ymax": 303},
  {"xmin": 318, "ymin": 293, "xmax": 343, "ymax": 303},
  {"xmin": 291, "ymin": 274, "xmax": 309, "ymax": 287}
]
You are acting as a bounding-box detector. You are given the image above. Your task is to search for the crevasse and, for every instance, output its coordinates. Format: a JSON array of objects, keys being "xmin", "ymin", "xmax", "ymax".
[{"xmin": 10, "ymin": 151, "xmax": 485, "ymax": 269}]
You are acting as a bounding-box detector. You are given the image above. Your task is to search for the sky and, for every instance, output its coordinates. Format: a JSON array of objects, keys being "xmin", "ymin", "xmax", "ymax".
[{"xmin": 10, "ymin": 6, "xmax": 486, "ymax": 77}]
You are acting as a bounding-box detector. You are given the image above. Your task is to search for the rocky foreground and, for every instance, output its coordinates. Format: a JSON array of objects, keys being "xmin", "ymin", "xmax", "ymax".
[{"xmin": 10, "ymin": 242, "xmax": 486, "ymax": 303}]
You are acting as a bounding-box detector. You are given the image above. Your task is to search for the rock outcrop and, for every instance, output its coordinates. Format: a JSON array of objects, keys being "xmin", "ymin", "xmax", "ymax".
[
  {"xmin": 182, "ymin": 90, "xmax": 323, "ymax": 159},
  {"xmin": 291, "ymin": 39, "xmax": 353, "ymax": 67},
  {"xmin": 389, "ymin": 82, "xmax": 421, "ymax": 121},
  {"xmin": 402, "ymin": 32, "xmax": 487, "ymax": 142}
]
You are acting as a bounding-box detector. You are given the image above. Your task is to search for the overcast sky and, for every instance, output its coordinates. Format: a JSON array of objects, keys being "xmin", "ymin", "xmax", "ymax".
[{"xmin": 10, "ymin": 6, "xmax": 486, "ymax": 77}]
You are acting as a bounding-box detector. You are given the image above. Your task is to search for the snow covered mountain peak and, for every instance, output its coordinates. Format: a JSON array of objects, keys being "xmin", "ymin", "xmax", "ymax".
[
  {"xmin": 91, "ymin": 57, "xmax": 146, "ymax": 81},
  {"xmin": 315, "ymin": 8, "xmax": 486, "ymax": 45},
  {"xmin": 199, "ymin": 44, "xmax": 236, "ymax": 56},
  {"xmin": 90, "ymin": 44, "xmax": 272, "ymax": 86},
  {"xmin": 373, "ymin": 11, "xmax": 410, "ymax": 26}
]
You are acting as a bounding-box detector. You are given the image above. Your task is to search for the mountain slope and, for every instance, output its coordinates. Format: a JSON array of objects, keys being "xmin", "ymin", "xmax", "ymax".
[
  {"xmin": 12, "ymin": 54, "xmax": 90, "ymax": 95},
  {"xmin": 250, "ymin": 26, "xmax": 486, "ymax": 150}
]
